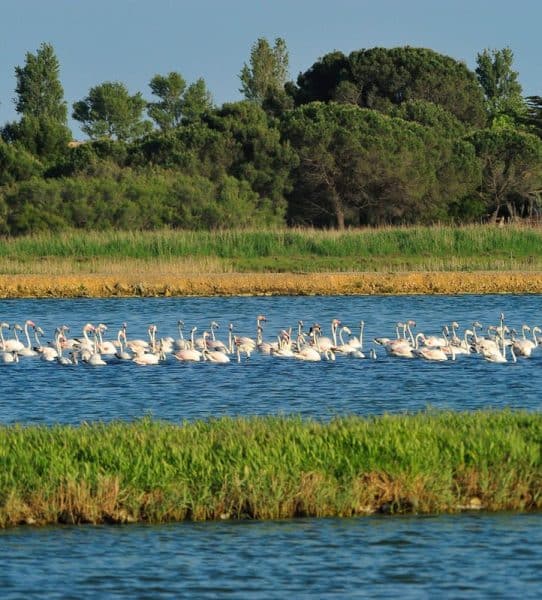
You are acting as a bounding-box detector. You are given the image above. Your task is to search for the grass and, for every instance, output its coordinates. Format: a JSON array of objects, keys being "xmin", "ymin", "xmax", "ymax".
[
  {"xmin": 1, "ymin": 410, "xmax": 541, "ymax": 527},
  {"xmin": 1, "ymin": 224, "xmax": 542, "ymax": 274}
]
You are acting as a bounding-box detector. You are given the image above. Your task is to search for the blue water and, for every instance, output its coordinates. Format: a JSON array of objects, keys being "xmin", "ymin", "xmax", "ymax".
[{"xmin": 1, "ymin": 294, "xmax": 542, "ymax": 597}]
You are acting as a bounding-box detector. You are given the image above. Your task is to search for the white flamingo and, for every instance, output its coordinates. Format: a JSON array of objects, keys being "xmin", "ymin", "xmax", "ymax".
[
  {"xmin": 174, "ymin": 326, "xmax": 203, "ymax": 362},
  {"xmin": 18, "ymin": 320, "xmax": 39, "ymax": 357},
  {"xmin": 511, "ymin": 325, "xmax": 540, "ymax": 358}
]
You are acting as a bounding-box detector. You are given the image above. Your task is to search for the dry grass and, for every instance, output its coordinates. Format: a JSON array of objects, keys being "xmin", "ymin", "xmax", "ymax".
[{"xmin": 0, "ymin": 270, "xmax": 541, "ymax": 298}]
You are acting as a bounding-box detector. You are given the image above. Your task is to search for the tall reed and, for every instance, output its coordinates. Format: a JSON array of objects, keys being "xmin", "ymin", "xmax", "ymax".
[
  {"xmin": 1, "ymin": 225, "xmax": 541, "ymax": 273},
  {"xmin": 1, "ymin": 410, "xmax": 541, "ymax": 527}
]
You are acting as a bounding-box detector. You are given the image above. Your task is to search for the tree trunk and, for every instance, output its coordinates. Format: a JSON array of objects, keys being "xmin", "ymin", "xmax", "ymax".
[{"xmin": 330, "ymin": 189, "xmax": 345, "ymax": 230}]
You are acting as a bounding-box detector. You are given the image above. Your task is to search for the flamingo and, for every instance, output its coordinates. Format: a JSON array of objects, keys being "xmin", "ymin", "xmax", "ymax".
[
  {"xmin": 39, "ymin": 327, "xmax": 62, "ymax": 362},
  {"xmin": 132, "ymin": 345, "xmax": 162, "ymax": 365},
  {"xmin": 270, "ymin": 329, "xmax": 295, "ymax": 358},
  {"xmin": 122, "ymin": 323, "xmax": 151, "ymax": 353},
  {"xmin": 311, "ymin": 319, "xmax": 340, "ymax": 352},
  {"xmin": 95, "ymin": 323, "xmax": 117, "ymax": 355},
  {"xmin": 174, "ymin": 326, "xmax": 203, "ymax": 362},
  {"xmin": 511, "ymin": 325, "xmax": 540, "ymax": 358},
  {"xmin": 1, "ymin": 323, "xmax": 25, "ymax": 353},
  {"xmin": 114, "ymin": 328, "xmax": 133, "ymax": 360},
  {"xmin": 18, "ymin": 320, "xmax": 39, "ymax": 357},
  {"xmin": 201, "ymin": 332, "xmax": 230, "ymax": 363},
  {"xmin": 0, "ymin": 350, "xmax": 19, "ymax": 364},
  {"xmin": 174, "ymin": 320, "xmax": 190, "ymax": 351}
]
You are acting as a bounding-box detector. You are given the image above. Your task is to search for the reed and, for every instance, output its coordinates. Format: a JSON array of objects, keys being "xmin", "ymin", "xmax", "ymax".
[
  {"xmin": 1, "ymin": 410, "xmax": 541, "ymax": 527},
  {"xmin": 1, "ymin": 224, "xmax": 542, "ymax": 274}
]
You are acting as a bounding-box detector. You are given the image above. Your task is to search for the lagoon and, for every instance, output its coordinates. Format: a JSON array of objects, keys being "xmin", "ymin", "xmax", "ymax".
[{"xmin": 1, "ymin": 294, "xmax": 542, "ymax": 597}]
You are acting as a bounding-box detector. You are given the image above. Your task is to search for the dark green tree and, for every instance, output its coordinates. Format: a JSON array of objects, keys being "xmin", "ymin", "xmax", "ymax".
[
  {"xmin": 203, "ymin": 101, "xmax": 296, "ymax": 219},
  {"xmin": 289, "ymin": 51, "xmax": 349, "ymax": 105},
  {"xmin": 239, "ymin": 37, "xmax": 289, "ymax": 104},
  {"xmin": 475, "ymin": 47, "xmax": 525, "ymax": 124},
  {"xmin": 520, "ymin": 96, "xmax": 542, "ymax": 138},
  {"xmin": 291, "ymin": 47, "xmax": 487, "ymax": 128},
  {"xmin": 469, "ymin": 128, "xmax": 542, "ymax": 221},
  {"xmin": 73, "ymin": 82, "xmax": 151, "ymax": 141},
  {"xmin": 0, "ymin": 139, "xmax": 43, "ymax": 186},
  {"xmin": 283, "ymin": 102, "xmax": 480, "ymax": 228}
]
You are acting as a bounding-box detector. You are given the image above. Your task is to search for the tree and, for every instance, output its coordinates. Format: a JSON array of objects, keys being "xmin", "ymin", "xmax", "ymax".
[
  {"xmin": 0, "ymin": 139, "xmax": 43, "ymax": 186},
  {"xmin": 147, "ymin": 72, "xmax": 186, "ymax": 131},
  {"xmin": 203, "ymin": 101, "xmax": 296, "ymax": 219},
  {"xmin": 282, "ymin": 102, "xmax": 480, "ymax": 228},
  {"xmin": 6, "ymin": 42, "xmax": 71, "ymax": 160},
  {"xmin": 475, "ymin": 47, "xmax": 525, "ymax": 124},
  {"xmin": 469, "ymin": 128, "xmax": 542, "ymax": 221},
  {"xmin": 520, "ymin": 96, "xmax": 542, "ymax": 138},
  {"xmin": 14, "ymin": 42, "xmax": 67, "ymax": 121},
  {"xmin": 291, "ymin": 47, "xmax": 487, "ymax": 128},
  {"xmin": 73, "ymin": 82, "xmax": 151, "ymax": 141},
  {"xmin": 182, "ymin": 78, "xmax": 214, "ymax": 122},
  {"xmin": 239, "ymin": 37, "xmax": 289, "ymax": 104}
]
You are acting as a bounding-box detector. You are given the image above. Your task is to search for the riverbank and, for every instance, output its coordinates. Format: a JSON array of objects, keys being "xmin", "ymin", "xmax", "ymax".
[
  {"xmin": 1, "ymin": 411, "xmax": 540, "ymax": 527},
  {"xmin": 1, "ymin": 270, "xmax": 542, "ymax": 297}
]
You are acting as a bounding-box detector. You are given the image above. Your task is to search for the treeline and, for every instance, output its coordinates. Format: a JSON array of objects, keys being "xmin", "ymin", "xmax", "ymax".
[{"xmin": 1, "ymin": 41, "xmax": 542, "ymax": 233}]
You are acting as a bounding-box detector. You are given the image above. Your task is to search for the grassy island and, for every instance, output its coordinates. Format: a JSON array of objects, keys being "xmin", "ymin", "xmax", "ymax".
[{"xmin": 1, "ymin": 410, "xmax": 541, "ymax": 527}]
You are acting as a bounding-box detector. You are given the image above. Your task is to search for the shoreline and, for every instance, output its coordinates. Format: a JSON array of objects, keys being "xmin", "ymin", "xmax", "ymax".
[{"xmin": 1, "ymin": 271, "xmax": 542, "ymax": 298}]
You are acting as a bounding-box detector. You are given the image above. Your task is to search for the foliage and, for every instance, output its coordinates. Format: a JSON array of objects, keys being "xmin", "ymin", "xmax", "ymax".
[
  {"xmin": 182, "ymin": 78, "xmax": 214, "ymax": 123},
  {"xmin": 5, "ymin": 42, "xmax": 71, "ymax": 161},
  {"xmin": 14, "ymin": 42, "xmax": 68, "ymax": 122},
  {"xmin": 73, "ymin": 82, "xmax": 152, "ymax": 141},
  {"xmin": 292, "ymin": 47, "xmax": 487, "ymax": 128},
  {"xmin": 0, "ymin": 410, "xmax": 541, "ymax": 526},
  {"xmin": 475, "ymin": 47, "xmax": 525, "ymax": 124},
  {"xmin": 521, "ymin": 96, "xmax": 542, "ymax": 139},
  {"xmin": 282, "ymin": 102, "xmax": 480, "ymax": 228},
  {"xmin": 239, "ymin": 37, "xmax": 290, "ymax": 105},
  {"xmin": 0, "ymin": 140, "xmax": 43, "ymax": 186},
  {"xmin": 468, "ymin": 128, "xmax": 542, "ymax": 221},
  {"xmin": 147, "ymin": 72, "xmax": 186, "ymax": 130},
  {"xmin": 2, "ymin": 170, "xmax": 283, "ymax": 235}
]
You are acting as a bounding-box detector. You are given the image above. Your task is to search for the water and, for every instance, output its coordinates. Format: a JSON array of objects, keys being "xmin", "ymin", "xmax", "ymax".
[
  {"xmin": 1, "ymin": 294, "xmax": 541, "ymax": 424},
  {"xmin": 1, "ymin": 514, "xmax": 541, "ymax": 598},
  {"xmin": 1, "ymin": 294, "xmax": 542, "ymax": 597}
]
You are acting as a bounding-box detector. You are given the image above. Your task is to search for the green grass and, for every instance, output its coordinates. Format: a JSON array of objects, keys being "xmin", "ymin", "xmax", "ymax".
[
  {"xmin": 1, "ymin": 224, "xmax": 542, "ymax": 273},
  {"xmin": 1, "ymin": 410, "xmax": 541, "ymax": 527}
]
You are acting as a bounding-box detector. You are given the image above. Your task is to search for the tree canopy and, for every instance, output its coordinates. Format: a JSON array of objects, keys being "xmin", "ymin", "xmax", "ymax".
[
  {"xmin": 0, "ymin": 40, "xmax": 540, "ymax": 232},
  {"xmin": 239, "ymin": 37, "xmax": 290, "ymax": 105},
  {"xmin": 291, "ymin": 47, "xmax": 487, "ymax": 128},
  {"xmin": 73, "ymin": 82, "xmax": 151, "ymax": 141}
]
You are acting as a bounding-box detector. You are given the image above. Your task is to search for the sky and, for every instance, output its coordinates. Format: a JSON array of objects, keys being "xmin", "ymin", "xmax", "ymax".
[{"xmin": 1, "ymin": 0, "xmax": 541, "ymax": 138}]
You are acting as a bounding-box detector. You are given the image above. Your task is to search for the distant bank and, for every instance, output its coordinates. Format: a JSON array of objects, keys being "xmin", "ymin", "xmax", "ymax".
[{"xmin": 1, "ymin": 271, "xmax": 542, "ymax": 298}]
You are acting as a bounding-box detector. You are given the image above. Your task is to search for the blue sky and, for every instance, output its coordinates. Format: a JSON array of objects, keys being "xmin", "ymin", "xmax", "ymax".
[{"xmin": 1, "ymin": 0, "xmax": 541, "ymax": 138}]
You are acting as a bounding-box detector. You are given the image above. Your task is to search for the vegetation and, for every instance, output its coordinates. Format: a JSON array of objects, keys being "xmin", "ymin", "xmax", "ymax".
[
  {"xmin": 0, "ymin": 410, "xmax": 539, "ymax": 527},
  {"xmin": 1, "ymin": 225, "xmax": 542, "ymax": 270},
  {"xmin": 1, "ymin": 41, "xmax": 541, "ymax": 233}
]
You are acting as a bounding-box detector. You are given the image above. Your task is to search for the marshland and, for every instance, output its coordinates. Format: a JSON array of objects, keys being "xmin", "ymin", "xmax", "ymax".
[{"xmin": 3, "ymin": 17, "xmax": 542, "ymax": 596}]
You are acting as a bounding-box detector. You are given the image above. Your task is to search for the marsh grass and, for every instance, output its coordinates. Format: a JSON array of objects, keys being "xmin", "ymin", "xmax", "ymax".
[
  {"xmin": 1, "ymin": 410, "xmax": 541, "ymax": 527},
  {"xmin": 1, "ymin": 224, "xmax": 542, "ymax": 275}
]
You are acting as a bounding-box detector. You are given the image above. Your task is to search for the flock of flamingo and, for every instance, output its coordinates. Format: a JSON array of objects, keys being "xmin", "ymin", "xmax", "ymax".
[{"xmin": 0, "ymin": 312, "xmax": 537, "ymax": 366}]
